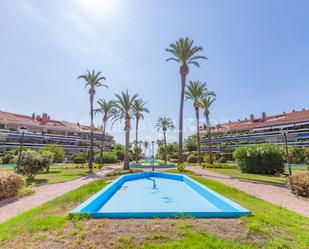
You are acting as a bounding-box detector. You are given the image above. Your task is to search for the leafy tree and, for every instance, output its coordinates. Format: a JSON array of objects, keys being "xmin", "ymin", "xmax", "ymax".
[
  {"xmin": 156, "ymin": 117, "xmax": 175, "ymax": 163},
  {"xmin": 95, "ymin": 99, "xmax": 117, "ymax": 167},
  {"xmin": 38, "ymin": 145, "xmax": 64, "ymax": 164},
  {"xmin": 199, "ymin": 95, "xmax": 216, "ymax": 164},
  {"xmin": 18, "ymin": 150, "xmax": 54, "ymax": 181},
  {"xmin": 78, "ymin": 69, "xmax": 107, "ymax": 170},
  {"xmin": 185, "ymin": 136, "xmax": 198, "ymax": 152},
  {"xmin": 132, "ymin": 99, "xmax": 149, "ymax": 163},
  {"xmin": 114, "ymin": 90, "xmax": 138, "ymax": 169},
  {"xmin": 166, "ymin": 37, "xmax": 207, "ymax": 163}
]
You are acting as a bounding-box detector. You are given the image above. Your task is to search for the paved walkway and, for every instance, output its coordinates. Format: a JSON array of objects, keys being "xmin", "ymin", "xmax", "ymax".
[
  {"xmin": 186, "ymin": 166, "xmax": 309, "ymax": 217},
  {"xmin": 0, "ymin": 166, "xmax": 122, "ymax": 223}
]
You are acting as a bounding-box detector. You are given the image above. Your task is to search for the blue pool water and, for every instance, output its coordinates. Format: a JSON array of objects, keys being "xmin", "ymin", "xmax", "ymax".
[{"xmin": 72, "ymin": 172, "xmax": 250, "ymax": 218}]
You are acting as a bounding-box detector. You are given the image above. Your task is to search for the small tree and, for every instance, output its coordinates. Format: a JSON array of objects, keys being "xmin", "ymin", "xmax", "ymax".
[{"xmin": 18, "ymin": 150, "xmax": 54, "ymax": 181}]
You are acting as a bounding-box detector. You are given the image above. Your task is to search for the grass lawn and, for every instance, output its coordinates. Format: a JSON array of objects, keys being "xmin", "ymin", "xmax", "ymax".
[
  {"xmin": 207, "ymin": 166, "xmax": 309, "ymax": 186},
  {"xmin": 0, "ymin": 176, "xmax": 308, "ymax": 248},
  {"xmin": 0, "ymin": 163, "xmax": 120, "ymax": 186},
  {"xmin": 206, "ymin": 168, "xmax": 288, "ymax": 185}
]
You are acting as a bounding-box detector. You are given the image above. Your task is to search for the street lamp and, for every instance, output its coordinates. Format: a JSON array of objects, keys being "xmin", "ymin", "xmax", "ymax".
[
  {"xmin": 151, "ymin": 141, "xmax": 155, "ymax": 172},
  {"xmin": 17, "ymin": 126, "xmax": 27, "ymax": 173},
  {"xmin": 281, "ymin": 129, "xmax": 292, "ymax": 176}
]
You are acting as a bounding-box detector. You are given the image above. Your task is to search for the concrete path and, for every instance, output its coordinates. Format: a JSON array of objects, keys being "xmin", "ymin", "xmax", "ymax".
[
  {"xmin": 0, "ymin": 166, "xmax": 122, "ymax": 223},
  {"xmin": 186, "ymin": 166, "xmax": 309, "ymax": 217}
]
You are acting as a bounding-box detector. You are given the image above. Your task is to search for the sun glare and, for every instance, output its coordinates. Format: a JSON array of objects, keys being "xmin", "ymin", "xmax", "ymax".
[{"xmin": 75, "ymin": 0, "xmax": 120, "ymax": 16}]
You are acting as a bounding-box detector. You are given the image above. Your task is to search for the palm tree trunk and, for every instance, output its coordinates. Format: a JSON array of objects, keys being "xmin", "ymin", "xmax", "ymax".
[
  {"xmin": 163, "ymin": 131, "xmax": 167, "ymax": 164},
  {"xmin": 205, "ymin": 112, "xmax": 213, "ymax": 164},
  {"xmin": 124, "ymin": 117, "xmax": 130, "ymax": 170},
  {"xmin": 194, "ymin": 106, "xmax": 201, "ymax": 164},
  {"xmin": 89, "ymin": 94, "xmax": 94, "ymax": 170},
  {"xmin": 178, "ymin": 64, "xmax": 188, "ymax": 164},
  {"xmin": 100, "ymin": 119, "xmax": 107, "ymax": 168},
  {"xmin": 135, "ymin": 118, "xmax": 139, "ymax": 163}
]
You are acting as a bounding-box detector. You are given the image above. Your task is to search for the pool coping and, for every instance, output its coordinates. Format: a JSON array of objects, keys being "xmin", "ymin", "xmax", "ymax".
[{"xmin": 71, "ymin": 172, "xmax": 251, "ymax": 218}]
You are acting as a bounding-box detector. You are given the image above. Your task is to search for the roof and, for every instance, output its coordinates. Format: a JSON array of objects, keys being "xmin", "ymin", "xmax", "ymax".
[
  {"xmin": 0, "ymin": 111, "xmax": 101, "ymax": 134},
  {"xmin": 201, "ymin": 109, "xmax": 309, "ymax": 135}
]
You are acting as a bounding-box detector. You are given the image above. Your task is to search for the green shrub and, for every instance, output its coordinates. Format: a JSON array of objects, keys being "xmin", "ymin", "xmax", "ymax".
[
  {"xmin": 187, "ymin": 154, "xmax": 199, "ymax": 163},
  {"xmin": 40, "ymin": 151, "xmax": 55, "ymax": 172},
  {"xmin": 8, "ymin": 157, "xmax": 17, "ymax": 164},
  {"xmin": 233, "ymin": 144, "xmax": 284, "ymax": 174},
  {"xmin": 0, "ymin": 172, "xmax": 25, "ymax": 200},
  {"xmin": 218, "ymin": 156, "xmax": 227, "ymax": 163},
  {"xmin": 94, "ymin": 152, "xmax": 118, "ymax": 164},
  {"xmin": 0, "ymin": 157, "xmax": 3, "ymax": 165},
  {"xmin": 288, "ymin": 173, "xmax": 309, "ymax": 197},
  {"xmin": 202, "ymin": 163, "xmax": 236, "ymax": 169},
  {"xmin": 18, "ymin": 150, "xmax": 54, "ymax": 181},
  {"xmin": 73, "ymin": 155, "xmax": 86, "ymax": 164},
  {"xmin": 203, "ymin": 154, "xmax": 210, "ymax": 163},
  {"xmin": 177, "ymin": 163, "xmax": 185, "ymax": 172},
  {"xmin": 169, "ymin": 159, "xmax": 178, "ymax": 164},
  {"xmin": 219, "ymin": 153, "xmax": 233, "ymax": 161},
  {"xmin": 38, "ymin": 145, "xmax": 64, "ymax": 163},
  {"xmin": 105, "ymin": 168, "xmax": 143, "ymax": 177}
]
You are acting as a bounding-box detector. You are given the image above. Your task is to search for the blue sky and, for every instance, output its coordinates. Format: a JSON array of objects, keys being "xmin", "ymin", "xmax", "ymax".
[{"xmin": 1, "ymin": 0, "xmax": 309, "ymax": 145}]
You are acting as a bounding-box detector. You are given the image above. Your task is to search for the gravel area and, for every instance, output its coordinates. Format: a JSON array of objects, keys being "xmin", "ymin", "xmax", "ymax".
[
  {"xmin": 186, "ymin": 166, "xmax": 309, "ymax": 217},
  {"xmin": 0, "ymin": 166, "xmax": 122, "ymax": 223}
]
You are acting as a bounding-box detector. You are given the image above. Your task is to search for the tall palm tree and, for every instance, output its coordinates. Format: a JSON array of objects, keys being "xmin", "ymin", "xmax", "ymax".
[
  {"xmin": 78, "ymin": 69, "xmax": 107, "ymax": 170},
  {"xmin": 185, "ymin": 80, "xmax": 215, "ymax": 164},
  {"xmin": 132, "ymin": 99, "xmax": 149, "ymax": 163},
  {"xmin": 166, "ymin": 37, "xmax": 207, "ymax": 163},
  {"xmin": 114, "ymin": 90, "xmax": 138, "ymax": 170},
  {"xmin": 94, "ymin": 99, "xmax": 117, "ymax": 168},
  {"xmin": 199, "ymin": 95, "xmax": 216, "ymax": 164},
  {"xmin": 144, "ymin": 141, "xmax": 149, "ymax": 157},
  {"xmin": 156, "ymin": 117, "xmax": 175, "ymax": 164}
]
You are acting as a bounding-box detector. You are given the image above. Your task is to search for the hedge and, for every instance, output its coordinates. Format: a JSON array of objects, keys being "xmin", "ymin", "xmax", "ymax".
[
  {"xmin": 233, "ymin": 144, "xmax": 284, "ymax": 174},
  {"xmin": 94, "ymin": 152, "xmax": 118, "ymax": 164}
]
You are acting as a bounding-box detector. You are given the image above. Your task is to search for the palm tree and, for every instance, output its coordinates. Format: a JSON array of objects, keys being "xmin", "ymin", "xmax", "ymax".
[
  {"xmin": 132, "ymin": 99, "xmax": 149, "ymax": 163},
  {"xmin": 78, "ymin": 69, "xmax": 107, "ymax": 170},
  {"xmin": 114, "ymin": 90, "xmax": 138, "ymax": 170},
  {"xmin": 156, "ymin": 117, "xmax": 175, "ymax": 163},
  {"xmin": 166, "ymin": 37, "xmax": 207, "ymax": 163},
  {"xmin": 185, "ymin": 80, "xmax": 215, "ymax": 164},
  {"xmin": 144, "ymin": 141, "xmax": 149, "ymax": 157},
  {"xmin": 199, "ymin": 95, "xmax": 216, "ymax": 164},
  {"xmin": 94, "ymin": 99, "xmax": 117, "ymax": 168}
]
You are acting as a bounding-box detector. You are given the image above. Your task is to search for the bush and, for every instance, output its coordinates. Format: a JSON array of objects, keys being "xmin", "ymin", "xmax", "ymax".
[
  {"xmin": 203, "ymin": 154, "xmax": 210, "ymax": 163},
  {"xmin": 218, "ymin": 156, "xmax": 227, "ymax": 163},
  {"xmin": 288, "ymin": 173, "xmax": 309, "ymax": 197},
  {"xmin": 94, "ymin": 152, "xmax": 118, "ymax": 164},
  {"xmin": 18, "ymin": 150, "xmax": 53, "ymax": 181},
  {"xmin": 73, "ymin": 155, "xmax": 86, "ymax": 164},
  {"xmin": 0, "ymin": 157, "xmax": 3, "ymax": 165},
  {"xmin": 202, "ymin": 163, "xmax": 236, "ymax": 169},
  {"xmin": 0, "ymin": 172, "xmax": 25, "ymax": 200},
  {"xmin": 38, "ymin": 145, "xmax": 64, "ymax": 163},
  {"xmin": 105, "ymin": 168, "xmax": 143, "ymax": 177},
  {"xmin": 40, "ymin": 151, "xmax": 55, "ymax": 172},
  {"xmin": 187, "ymin": 154, "xmax": 199, "ymax": 163},
  {"xmin": 233, "ymin": 144, "xmax": 284, "ymax": 174},
  {"xmin": 177, "ymin": 163, "xmax": 185, "ymax": 172},
  {"xmin": 219, "ymin": 153, "xmax": 233, "ymax": 161},
  {"xmin": 169, "ymin": 159, "xmax": 178, "ymax": 164},
  {"xmin": 9, "ymin": 157, "xmax": 17, "ymax": 164}
]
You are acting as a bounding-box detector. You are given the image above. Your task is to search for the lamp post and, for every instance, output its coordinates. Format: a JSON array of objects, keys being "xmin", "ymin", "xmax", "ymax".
[
  {"xmin": 282, "ymin": 129, "xmax": 292, "ymax": 176},
  {"xmin": 17, "ymin": 126, "xmax": 27, "ymax": 173},
  {"xmin": 151, "ymin": 141, "xmax": 155, "ymax": 172}
]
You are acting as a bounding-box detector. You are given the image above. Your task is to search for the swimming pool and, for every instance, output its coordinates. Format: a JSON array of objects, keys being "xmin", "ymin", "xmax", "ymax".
[{"xmin": 71, "ymin": 172, "xmax": 250, "ymax": 218}]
